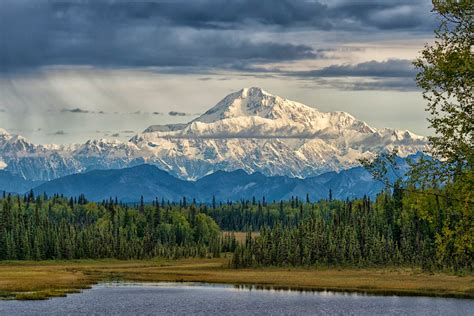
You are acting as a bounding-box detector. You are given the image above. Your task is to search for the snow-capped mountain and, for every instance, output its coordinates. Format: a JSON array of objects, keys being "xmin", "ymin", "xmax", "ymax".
[
  {"xmin": 0, "ymin": 87, "xmax": 428, "ymax": 181},
  {"xmin": 133, "ymin": 87, "xmax": 427, "ymax": 179}
]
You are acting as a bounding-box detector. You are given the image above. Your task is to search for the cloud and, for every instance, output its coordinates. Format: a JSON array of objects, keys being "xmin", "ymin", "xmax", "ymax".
[
  {"xmin": 0, "ymin": 0, "xmax": 434, "ymax": 73},
  {"xmin": 42, "ymin": 0, "xmax": 433, "ymax": 31},
  {"xmin": 323, "ymin": 0, "xmax": 435, "ymax": 30},
  {"xmin": 299, "ymin": 77, "xmax": 418, "ymax": 92},
  {"xmin": 0, "ymin": 1, "xmax": 319, "ymax": 73},
  {"xmin": 293, "ymin": 59, "xmax": 417, "ymax": 78},
  {"xmin": 57, "ymin": 108, "xmax": 168, "ymax": 116},
  {"xmin": 283, "ymin": 59, "xmax": 419, "ymax": 91},
  {"xmin": 346, "ymin": 78, "xmax": 416, "ymax": 91},
  {"xmin": 349, "ymin": 78, "xmax": 418, "ymax": 91},
  {"xmin": 169, "ymin": 111, "xmax": 190, "ymax": 116},
  {"xmin": 363, "ymin": 4, "xmax": 427, "ymax": 30},
  {"xmin": 62, "ymin": 108, "xmax": 89, "ymax": 114}
]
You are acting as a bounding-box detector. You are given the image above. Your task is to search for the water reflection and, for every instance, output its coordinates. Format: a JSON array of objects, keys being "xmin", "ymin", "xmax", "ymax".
[
  {"xmin": 0, "ymin": 282, "xmax": 472, "ymax": 316},
  {"xmin": 233, "ymin": 284, "xmax": 369, "ymax": 296}
]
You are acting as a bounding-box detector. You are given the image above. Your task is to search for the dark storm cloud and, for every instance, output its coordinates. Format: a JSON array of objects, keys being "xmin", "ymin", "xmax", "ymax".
[
  {"xmin": 328, "ymin": 0, "xmax": 435, "ymax": 31},
  {"xmin": 288, "ymin": 59, "xmax": 419, "ymax": 91},
  {"xmin": 0, "ymin": 0, "xmax": 434, "ymax": 72},
  {"xmin": 293, "ymin": 59, "xmax": 417, "ymax": 78},
  {"xmin": 52, "ymin": 0, "xmax": 329, "ymax": 29},
  {"xmin": 0, "ymin": 0, "xmax": 317, "ymax": 72},
  {"xmin": 46, "ymin": 0, "xmax": 434, "ymax": 31}
]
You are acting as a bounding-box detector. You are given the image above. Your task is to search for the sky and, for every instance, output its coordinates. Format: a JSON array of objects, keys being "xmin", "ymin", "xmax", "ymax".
[{"xmin": 0, "ymin": 0, "xmax": 439, "ymax": 144}]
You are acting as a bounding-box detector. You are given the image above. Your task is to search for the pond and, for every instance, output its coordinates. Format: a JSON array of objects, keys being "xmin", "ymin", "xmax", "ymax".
[{"xmin": 0, "ymin": 282, "xmax": 472, "ymax": 315}]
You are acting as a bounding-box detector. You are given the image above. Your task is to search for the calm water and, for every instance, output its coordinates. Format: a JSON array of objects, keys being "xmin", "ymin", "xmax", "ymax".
[{"xmin": 0, "ymin": 282, "xmax": 472, "ymax": 316}]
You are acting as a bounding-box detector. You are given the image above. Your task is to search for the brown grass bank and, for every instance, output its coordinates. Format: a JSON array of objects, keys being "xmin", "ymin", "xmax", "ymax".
[{"xmin": 0, "ymin": 258, "xmax": 472, "ymax": 300}]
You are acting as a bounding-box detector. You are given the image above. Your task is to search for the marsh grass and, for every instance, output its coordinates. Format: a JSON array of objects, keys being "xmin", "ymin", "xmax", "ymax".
[{"xmin": 0, "ymin": 258, "xmax": 472, "ymax": 300}]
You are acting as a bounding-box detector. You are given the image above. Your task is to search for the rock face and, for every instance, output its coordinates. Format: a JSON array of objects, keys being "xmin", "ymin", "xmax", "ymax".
[{"xmin": 0, "ymin": 87, "xmax": 428, "ymax": 181}]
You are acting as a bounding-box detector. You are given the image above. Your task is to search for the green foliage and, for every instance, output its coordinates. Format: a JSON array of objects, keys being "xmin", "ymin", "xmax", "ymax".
[
  {"xmin": 356, "ymin": 1, "xmax": 473, "ymax": 274},
  {"xmin": 232, "ymin": 191, "xmax": 473, "ymax": 271},
  {"xmin": 0, "ymin": 190, "xmax": 470, "ymax": 272},
  {"xmin": 414, "ymin": 0, "xmax": 473, "ymax": 180},
  {"xmin": 0, "ymin": 194, "xmax": 228, "ymax": 260},
  {"xmin": 206, "ymin": 197, "xmax": 312, "ymax": 231}
]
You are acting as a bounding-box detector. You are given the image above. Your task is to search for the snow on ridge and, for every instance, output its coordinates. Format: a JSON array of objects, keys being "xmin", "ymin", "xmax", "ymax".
[
  {"xmin": 143, "ymin": 87, "xmax": 424, "ymax": 141},
  {"xmin": 0, "ymin": 88, "xmax": 429, "ymax": 181},
  {"xmin": 0, "ymin": 128, "xmax": 10, "ymax": 136}
]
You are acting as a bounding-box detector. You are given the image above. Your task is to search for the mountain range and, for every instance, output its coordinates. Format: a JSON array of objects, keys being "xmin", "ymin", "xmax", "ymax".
[
  {"xmin": 18, "ymin": 151, "xmax": 415, "ymax": 203},
  {"xmin": 0, "ymin": 87, "xmax": 428, "ymax": 183},
  {"xmin": 31, "ymin": 163, "xmax": 391, "ymax": 202}
]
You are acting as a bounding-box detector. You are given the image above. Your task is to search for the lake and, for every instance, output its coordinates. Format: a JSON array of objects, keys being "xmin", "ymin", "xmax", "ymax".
[{"xmin": 0, "ymin": 282, "xmax": 472, "ymax": 315}]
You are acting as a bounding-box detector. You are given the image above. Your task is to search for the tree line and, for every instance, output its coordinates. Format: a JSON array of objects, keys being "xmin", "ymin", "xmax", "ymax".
[
  {"xmin": 0, "ymin": 187, "xmax": 471, "ymax": 272},
  {"xmin": 0, "ymin": 192, "xmax": 230, "ymax": 260},
  {"xmin": 232, "ymin": 184, "xmax": 472, "ymax": 271}
]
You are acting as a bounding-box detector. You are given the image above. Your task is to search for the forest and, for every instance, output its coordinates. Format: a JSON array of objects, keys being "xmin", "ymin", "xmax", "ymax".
[
  {"xmin": 232, "ymin": 184, "xmax": 472, "ymax": 271},
  {"xmin": 0, "ymin": 184, "xmax": 471, "ymax": 272},
  {"xmin": 0, "ymin": 193, "xmax": 225, "ymax": 260}
]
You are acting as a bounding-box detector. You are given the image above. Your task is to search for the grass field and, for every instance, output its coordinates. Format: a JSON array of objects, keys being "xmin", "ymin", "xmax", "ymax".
[
  {"xmin": 222, "ymin": 231, "xmax": 260, "ymax": 243},
  {"xmin": 0, "ymin": 257, "xmax": 473, "ymax": 300}
]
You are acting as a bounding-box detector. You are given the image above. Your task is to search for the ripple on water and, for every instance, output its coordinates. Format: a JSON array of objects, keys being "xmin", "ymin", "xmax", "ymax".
[{"xmin": 0, "ymin": 282, "xmax": 472, "ymax": 316}]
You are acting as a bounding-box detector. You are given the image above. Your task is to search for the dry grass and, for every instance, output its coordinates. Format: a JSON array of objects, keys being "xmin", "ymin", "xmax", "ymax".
[
  {"xmin": 222, "ymin": 231, "xmax": 260, "ymax": 243},
  {"xmin": 0, "ymin": 258, "xmax": 472, "ymax": 300}
]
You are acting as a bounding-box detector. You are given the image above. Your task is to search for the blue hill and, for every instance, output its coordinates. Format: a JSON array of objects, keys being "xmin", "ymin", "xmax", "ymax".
[{"xmin": 32, "ymin": 164, "xmax": 388, "ymax": 202}]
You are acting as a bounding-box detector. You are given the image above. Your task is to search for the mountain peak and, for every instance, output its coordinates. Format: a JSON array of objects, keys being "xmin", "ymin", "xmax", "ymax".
[
  {"xmin": 240, "ymin": 87, "xmax": 269, "ymax": 97},
  {"xmin": 143, "ymin": 87, "xmax": 424, "ymax": 140},
  {"xmin": 0, "ymin": 128, "xmax": 10, "ymax": 136},
  {"xmin": 193, "ymin": 86, "xmax": 316, "ymax": 124},
  {"xmin": 0, "ymin": 88, "xmax": 428, "ymax": 183}
]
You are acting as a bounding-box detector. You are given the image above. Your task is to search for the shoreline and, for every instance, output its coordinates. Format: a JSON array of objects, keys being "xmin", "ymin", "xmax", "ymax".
[{"xmin": 0, "ymin": 258, "xmax": 472, "ymax": 300}]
